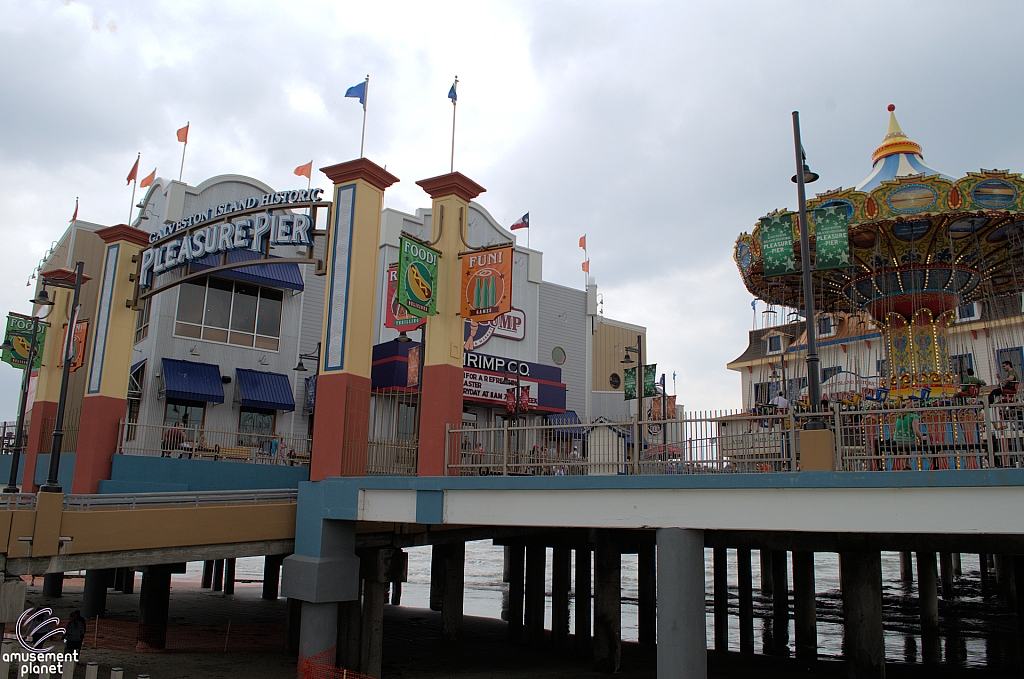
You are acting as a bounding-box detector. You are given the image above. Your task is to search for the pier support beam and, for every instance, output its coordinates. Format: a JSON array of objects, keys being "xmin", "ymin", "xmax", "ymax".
[
  {"xmin": 1013, "ymin": 557, "xmax": 1024, "ymax": 655},
  {"xmin": 593, "ymin": 533, "xmax": 621, "ymax": 672},
  {"xmin": 212, "ymin": 559, "xmax": 224, "ymax": 592},
  {"xmin": 638, "ymin": 542, "xmax": 656, "ymax": 647},
  {"xmin": 900, "ymin": 551, "xmax": 914, "ymax": 584},
  {"xmin": 429, "ymin": 545, "xmax": 444, "ymax": 612},
  {"xmin": 299, "ymin": 602, "xmax": 338, "ymax": 663},
  {"xmin": 139, "ymin": 565, "xmax": 172, "ymax": 650},
  {"xmin": 939, "ymin": 552, "xmax": 954, "ymax": 600},
  {"xmin": 839, "ymin": 550, "xmax": 885, "ymax": 679},
  {"xmin": 792, "ymin": 551, "xmax": 816, "ymax": 660},
  {"xmin": 771, "ymin": 550, "xmax": 789, "ymax": 654},
  {"xmin": 263, "ymin": 554, "xmax": 284, "ymax": 600},
  {"xmin": 507, "ymin": 543, "xmax": 524, "ymax": 643},
  {"xmin": 201, "ymin": 561, "xmax": 213, "ymax": 589},
  {"xmin": 82, "ymin": 569, "xmax": 110, "ymax": 620},
  {"xmin": 361, "ymin": 580, "xmax": 386, "ymax": 677},
  {"xmin": 916, "ymin": 552, "xmax": 939, "ymax": 634},
  {"xmin": 552, "ymin": 546, "xmax": 571, "ymax": 648},
  {"xmin": 42, "ymin": 573, "xmax": 63, "ymax": 598},
  {"xmin": 656, "ymin": 528, "xmax": 706, "ymax": 679},
  {"xmin": 980, "ymin": 554, "xmax": 991, "ymax": 596},
  {"xmin": 441, "ymin": 542, "xmax": 466, "ymax": 642},
  {"xmin": 224, "ymin": 558, "xmax": 236, "ymax": 595},
  {"xmin": 760, "ymin": 549, "xmax": 773, "ymax": 596},
  {"xmin": 525, "ymin": 544, "xmax": 546, "ymax": 646},
  {"xmin": 575, "ymin": 544, "xmax": 591, "ymax": 655},
  {"xmin": 336, "ymin": 592, "xmax": 361, "ymax": 671},
  {"xmin": 737, "ymin": 548, "xmax": 754, "ymax": 655},
  {"xmin": 713, "ymin": 547, "xmax": 728, "ymax": 653}
]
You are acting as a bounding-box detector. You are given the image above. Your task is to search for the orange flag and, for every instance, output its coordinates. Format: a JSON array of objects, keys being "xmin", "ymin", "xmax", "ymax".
[
  {"xmin": 582, "ymin": 260, "xmax": 590, "ymax": 273},
  {"xmin": 70, "ymin": 198, "xmax": 78, "ymax": 223},
  {"xmin": 126, "ymin": 155, "xmax": 139, "ymax": 185},
  {"xmin": 579, "ymin": 235, "xmax": 586, "ymax": 250},
  {"xmin": 294, "ymin": 161, "xmax": 312, "ymax": 179},
  {"xmin": 140, "ymin": 169, "xmax": 156, "ymax": 188},
  {"xmin": 177, "ymin": 123, "xmax": 189, "ymax": 143}
]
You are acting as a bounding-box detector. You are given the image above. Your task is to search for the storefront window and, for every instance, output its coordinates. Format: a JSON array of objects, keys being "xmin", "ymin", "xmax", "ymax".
[
  {"xmin": 164, "ymin": 400, "xmax": 205, "ymax": 429},
  {"xmin": 134, "ymin": 298, "xmax": 151, "ymax": 344},
  {"xmin": 175, "ymin": 277, "xmax": 283, "ymax": 350}
]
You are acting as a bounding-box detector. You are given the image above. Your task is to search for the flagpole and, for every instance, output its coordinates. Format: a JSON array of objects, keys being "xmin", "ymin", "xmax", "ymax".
[
  {"xmin": 179, "ymin": 121, "xmax": 189, "ymax": 181},
  {"xmin": 360, "ymin": 76, "xmax": 369, "ymax": 158},
  {"xmin": 450, "ymin": 76, "xmax": 458, "ymax": 173},
  {"xmin": 129, "ymin": 153, "xmax": 139, "ymax": 224}
]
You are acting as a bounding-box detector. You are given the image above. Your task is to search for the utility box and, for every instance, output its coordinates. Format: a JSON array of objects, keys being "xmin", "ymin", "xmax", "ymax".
[{"xmin": 799, "ymin": 429, "xmax": 836, "ymax": 471}]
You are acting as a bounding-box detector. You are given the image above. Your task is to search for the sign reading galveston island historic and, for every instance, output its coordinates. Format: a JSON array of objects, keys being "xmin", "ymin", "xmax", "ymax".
[
  {"xmin": 812, "ymin": 205, "xmax": 851, "ymax": 271},
  {"xmin": 397, "ymin": 236, "xmax": 440, "ymax": 319},
  {"xmin": 759, "ymin": 213, "xmax": 798, "ymax": 278},
  {"xmin": 461, "ymin": 246, "xmax": 513, "ymax": 322}
]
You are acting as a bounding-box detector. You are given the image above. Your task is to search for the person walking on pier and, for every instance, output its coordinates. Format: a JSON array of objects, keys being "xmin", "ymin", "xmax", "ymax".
[{"xmin": 64, "ymin": 610, "xmax": 86, "ymax": 654}]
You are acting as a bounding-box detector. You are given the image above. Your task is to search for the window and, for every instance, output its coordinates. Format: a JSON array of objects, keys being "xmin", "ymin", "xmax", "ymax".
[
  {"xmin": 134, "ymin": 298, "xmax": 151, "ymax": 344},
  {"xmin": 126, "ymin": 362, "xmax": 145, "ymax": 441},
  {"xmin": 955, "ymin": 302, "xmax": 980, "ymax": 323},
  {"xmin": 822, "ymin": 366, "xmax": 842, "ymax": 383},
  {"xmin": 609, "ymin": 373, "xmax": 621, "ymax": 389},
  {"xmin": 175, "ymin": 277, "xmax": 284, "ymax": 350},
  {"xmin": 551, "ymin": 346, "xmax": 566, "ymax": 365},
  {"xmin": 239, "ymin": 407, "xmax": 275, "ymax": 436},
  {"xmin": 164, "ymin": 400, "xmax": 205, "ymax": 429},
  {"xmin": 766, "ymin": 335, "xmax": 782, "ymax": 354},
  {"xmin": 876, "ymin": 359, "xmax": 888, "ymax": 376},
  {"xmin": 949, "ymin": 354, "xmax": 973, "ymax": 384},
  {"xmin": 817, "ymin": 315, "xmax": 835, "ymax": 337}
]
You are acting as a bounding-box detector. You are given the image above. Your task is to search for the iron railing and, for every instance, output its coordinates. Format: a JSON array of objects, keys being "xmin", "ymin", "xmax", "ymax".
[
  {"xmin": 116, "ymin": 421, "xmax": 311, "ymax": 466},
  {"xmin": 64, "ymin": 488, "xmax": 298, "ymax": 511}
]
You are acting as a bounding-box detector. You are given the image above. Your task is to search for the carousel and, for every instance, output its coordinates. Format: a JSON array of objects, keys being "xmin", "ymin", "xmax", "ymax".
[{"xmin": 734, "ymin": 105, "xmax": 1024, "ymax": 403}]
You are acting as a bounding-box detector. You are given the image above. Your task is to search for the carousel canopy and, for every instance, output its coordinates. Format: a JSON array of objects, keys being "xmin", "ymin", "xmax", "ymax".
[{"xmin": 855, "ymin": 105, "xmax": 953, "ymax": 192}]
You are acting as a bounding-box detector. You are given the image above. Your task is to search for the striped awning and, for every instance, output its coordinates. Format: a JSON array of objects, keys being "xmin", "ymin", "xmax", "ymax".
[{"xmin": 236, "ymin": 368, "xmax": 296, "ymax": 412}]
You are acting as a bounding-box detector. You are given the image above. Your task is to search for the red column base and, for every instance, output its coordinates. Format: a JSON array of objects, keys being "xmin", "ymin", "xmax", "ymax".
[
  {"xmin": 22, "ymin": 400, "xmax": 58, "ymax": 493},
  {"xmin": 72, "ymin": 394, "xmax": 126, "ymax": 494},
  {"xmin": 310, "ymin": 373, "xmax": 373, "ymax": 480},
  {"xmin": 419, "ymin": 364, "xmax": 464, "ymax": 477}
]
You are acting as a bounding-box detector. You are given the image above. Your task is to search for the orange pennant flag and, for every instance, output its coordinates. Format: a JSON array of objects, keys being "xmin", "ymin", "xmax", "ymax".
[
  {"xmin": 177, "ymin": 123, "xmax": 189, "ymax": 143},
  {"xmin": 126, "ymin": 155, "xmax": 139, "ymax": 185},
  {"xmin": 140, "ymin": 168, "xmax": 156, "ymax": 188},
  {"xmin": 294, "ymin": 161, "xmax": 312, "ymax": 179},
  {"xmin": 582, "ymin": 260, "xmax": 590, "ymax": 273},
  {"xmin": 579, "ymin": 235, "xmax": 586, "ymax": 250}
]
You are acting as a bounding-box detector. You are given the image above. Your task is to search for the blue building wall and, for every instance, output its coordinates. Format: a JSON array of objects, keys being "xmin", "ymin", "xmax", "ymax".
[{"xmin": 98, "ymin": 455, "xmax": 309, "ymax": 493}]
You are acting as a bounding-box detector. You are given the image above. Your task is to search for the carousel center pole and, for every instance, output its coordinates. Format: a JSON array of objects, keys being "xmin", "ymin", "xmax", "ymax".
[{"xmin": 792, "ymin": 111, "xmax": 826, "ymax": 430}]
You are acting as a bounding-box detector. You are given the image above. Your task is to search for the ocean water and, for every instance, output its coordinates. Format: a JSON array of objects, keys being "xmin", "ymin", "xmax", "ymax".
[{"xmin": 199, "ymin": 544, "xmax": 1019, "ymax": 669}]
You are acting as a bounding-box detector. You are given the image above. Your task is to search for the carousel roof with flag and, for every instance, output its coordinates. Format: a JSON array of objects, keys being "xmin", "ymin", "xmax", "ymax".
[{"xmin": 734, "ymin": 105, "xmax": 1024, "ymax": 319}]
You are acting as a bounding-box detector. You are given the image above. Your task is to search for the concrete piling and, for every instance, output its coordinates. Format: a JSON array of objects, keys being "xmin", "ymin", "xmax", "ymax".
[
  {"xmin": 839, "ymin": 550, "xmax": 885, "ymax": 679},
  {"xmin": 507, "ymin": 543, "xmax": 524, "ymax": 643},
  {"xmin": 139, "ymin": 565, "xmax": 172, "ymax": 649},
  {"xmin": 42, "ymin": 572, "xmax": 63, "ymax": 598},
  {"xmin": 638, "ymin": 542, "xmax": 656, "ymax": 647},
  {"xmin": 916, "ymin": 552, "xmax": 939, "ymax": 634},
  {"xmin": 429, "ymin": 545, "xmax": 444, "ymax": 612},
  {"xmin": 262, "ymin": 554, "xmax": 284, "ymax": 600},
  {"xmin": 792, "ymin": 551, "xmax": 816, "ymax": 660},
  {"xmin": 713, "ymin": 546, "xmax": 728, "ymax": 653},
  {"xmin": 441, "ymin": 542, "xmax": 466, "ymax": 642},
  {"xmin": 737, "ymin": 548, "xmax": 754, "ymax": 655},
  {"xmin": 900, "ymin": 551, "xmax": 914, "ymax": 584},
  {"xmin": 336, "ymin": 596, "xmax": 362, "ymax": 671},
  {"xmin": 83, "ymin": 568, "xmax": 111, "ymax": 619},
  {"xmin": 201, "ymin": 560, "xmax": 214, "ymax": 589},
  {"xmin": 980, "ymin": 553, "xmax": 991, "ymax": 596},
  {"xmin": 656, "ymin": 528, "xmax": 706, "ymax": 679},
  {"xmin": 575, "ymin": 544, "xmax": 591, "ymax": 655},
  {"xmin": 212, "ymin": 559, "xmax": 224, "ymax": 592},
  {"xmin": 525, "ymin": 544, "xmax": 546, "ymax": 646},
  {"xmin": 552, "ymin": 545, "xmax": 571, "ymax": 648},
  {"xmin": 390, "ymin": 581, "xmax": 402, "ymax": 605},
  {"xmin": 224, "ymin": 558, "xmax": 236, "ymax": 595},
  {"xmin": 939, "ymin": 552, "xmax": 954, "ymax": 600},
  {"xmin": 285, "ymin": 598, "xmax": 301, "ymax": 657},
  {"xmin": 593, "ymin": 534, "xmax": 621, "ymax": 672},
  {"xmin": 361, "ymin": 579, "xmax": 387, "ymax": 677},
  {"xmin": 771, "ymin": 550, "xmax": 789, "ymax": 653},
  {"xmin": 760, "ymin": 549, "xmax": 773, "ymax": 597},
  {"xmin": 298, "ymin": 601, "xmax": 338, "ymax": 664}
]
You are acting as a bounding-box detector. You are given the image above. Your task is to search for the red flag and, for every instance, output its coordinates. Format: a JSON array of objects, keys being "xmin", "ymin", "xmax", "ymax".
[
  {"xmin": 70, "ymin": 198, "xmax": 78, "ymax": 223},
  {"xmin": 126, "ymin": 155, "xmax": 139, "ymax": 185},
  {"xmin": 140, "ymin": 168, "xmax": 156, "ymax": 188},
  {"xmin": 294, "ymin": 161, "xmax": 312, "ymax": 179},
  {"xmin": 582, "ymin": 260, "xmax": 590, "ymax": 273},
  {"xmin": 177, "ymin": 123, "xmax": 189, "ymax": 143},
  {"xmin": 579, "ymin": 235, "xmax": 586, "ymax": 250}
]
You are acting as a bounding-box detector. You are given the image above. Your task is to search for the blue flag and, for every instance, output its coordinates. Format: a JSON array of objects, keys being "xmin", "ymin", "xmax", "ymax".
[
  {"xmin": 345, "ymin": 81, "xmax": 366, "ymax": 108},
  {"xmin": 448, "ymin": 82, "xmax": 457, "ymax": 102}
]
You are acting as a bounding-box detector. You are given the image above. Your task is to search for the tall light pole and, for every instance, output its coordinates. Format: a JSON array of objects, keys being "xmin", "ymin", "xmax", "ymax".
[
  {"xmin": 621, "ymin": 334, "xmax": 645, "ymax": 468},
  {"xmin": 2, "ymin": 309, "xmax": 46, "ymax": 493},
  {"xmin": 791, "ymin": 111, "xmax": 826, "ymax": 430},
  {"xmin": 41, "ymin": 261, "xmax": 85, "ymax": 492}
]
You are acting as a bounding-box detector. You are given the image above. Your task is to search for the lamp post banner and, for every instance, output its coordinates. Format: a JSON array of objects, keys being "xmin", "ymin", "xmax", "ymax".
[
  {"xmin": 397, "ymin": 236, "xmax": 439, "ymax": 319},
  {"xmin": 812, "ymin": 205, "xmax": 851, "ymax": 271},
  {"xmin": 2, "ymin": 314, "xmax": 47, "ymax": 370},
  {"xmin": 623, "ymin": 364, "xmax": 657, "ymax": 401},
  {"xmin": 759, "ymin": 213, "xmax": 798, "ymax": 278},
  {"xmin": 460, "ymin": 245, "xmax": 513, "ymax": 322}
]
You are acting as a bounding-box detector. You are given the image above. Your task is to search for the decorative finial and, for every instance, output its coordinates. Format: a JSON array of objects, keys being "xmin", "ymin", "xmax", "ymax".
[{"xmin": 887, "ymin": 104, "xmax": 895, "ymax": 112}]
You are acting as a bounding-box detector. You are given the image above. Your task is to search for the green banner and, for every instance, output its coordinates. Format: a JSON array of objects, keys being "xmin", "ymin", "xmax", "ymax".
[
  {"xmin": 397, "ymin": 236, "xmax": 440, "ymax": 319},
  {"xmin": 624, "ymin": 363, "xmax": 658, "ymax": 401},
  {"xmin": 812, "ymin": 205, "xmax": 851, "ymax": 270},
  {"xmin": 759, "ymin": 214, "xmax": 797, "ymax": 278},
  {"xmin": 2, "ymin": 313, "xmax": 46, "ymax": 371}
]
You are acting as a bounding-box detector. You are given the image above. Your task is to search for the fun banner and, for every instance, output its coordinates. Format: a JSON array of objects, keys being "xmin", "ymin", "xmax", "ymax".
[
  {"xmin": 461, "ymin": 246, "xmax": 513, "ymax": 322},
  {"xmin": 397, "ymin": 237, "xmax": 440, "ymax": 318},
  {"xmin": 1, "ymin": 313, "xmax": 47, "ymax": 370},
  {"xmin": 759, "ymin": 213, "xmax": 797, "ymax": 278},
  {"xmin": 385, "ymin": 265, "xmax": 426, "ymax": 330},
  {"xmin": 812, "ymin": 205, "xmax": 851, "ymax": 271}
]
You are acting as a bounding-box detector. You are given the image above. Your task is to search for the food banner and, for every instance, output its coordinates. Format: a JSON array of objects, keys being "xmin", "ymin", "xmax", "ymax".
[
  {"xmin": 759, "ymin": 213, "xmax": 798, "ymax": 278},
  {"xmin": 397, "ymin": 237, "xmax": 440, "ymax": 318},
  {"xmin": 385, "ymin": 265, "xmax": 426, "ymax": 331},
  {"xmin": 461, "ymin": 246, "xmax": 513, "ymax": 322},
  {"xmin": 2, "ymin": 313, "xmax": 47, "ymax": 371},
  {"xmin": 624, "ymin": 364, "xmax": 658, "ymax": 401},
  {"xmin": 812, "ymin": 206, "xmax": 851, "ymax": 271}
]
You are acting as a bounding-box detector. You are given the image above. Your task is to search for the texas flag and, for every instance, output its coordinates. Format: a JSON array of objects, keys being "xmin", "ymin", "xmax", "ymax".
[{"xmin": 510, "ymin": 213, "xmax": 529, "ymax": 231}]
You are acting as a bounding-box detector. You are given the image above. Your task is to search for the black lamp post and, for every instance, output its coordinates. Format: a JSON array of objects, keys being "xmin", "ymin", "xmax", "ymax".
[
  {"xmin": 621, "ymin": 334, "xmax": 645, "ymax": 466},
  {"xmin": 790, "ymin": 111, "xmax": 826, "ymax": 430},
  {"xmin": 40, "ymin": 261, "xmax": 85, "ymax": 493},
  {"xmin": 3, "ymin": 305, "xmax": 48, "ymax": 494},
  {"xmin": 292, "ymin": 342, "xmax": 321, "ymax": 374}
]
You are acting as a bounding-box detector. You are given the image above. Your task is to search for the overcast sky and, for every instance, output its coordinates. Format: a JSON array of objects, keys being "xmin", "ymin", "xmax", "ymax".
[{"xmin": 2, "ymin": 0, "xmax": 1024, "ymax": 420}]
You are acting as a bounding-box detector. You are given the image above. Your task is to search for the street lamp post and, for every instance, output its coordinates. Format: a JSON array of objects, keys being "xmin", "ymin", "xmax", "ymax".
[
  {"xmin": 3, "ymin": 314, "xmax": 43, "ymax": 493},
  {"xmin": 621, "ymin": 334, "xmax": 645, "ymax": 471},
  {"xmin": 41, "ymin": 261, "xmax": 85, "ymax": 493},
  {"xmin": 791, "ymin": 111, "xmax": 826, "ymax": 430}
]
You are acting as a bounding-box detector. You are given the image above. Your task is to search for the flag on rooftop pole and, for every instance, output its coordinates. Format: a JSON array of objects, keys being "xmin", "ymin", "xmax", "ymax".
[
  {"xmin": 582, "ymin": 260, "xmax": 590, "ymax": 273},
  {"xmin": 294, "ymin": 160, "xmax": 313, "ymax": 190},
  {"xmin": 127, "ymin": 152, "xmax": 140, "ymax": 224},
  {"xmin": 449, "ymin": 76, "xmax": 458, "ymax": 173},
  {"xmin": 510, "ymin": 212, "xmax": 529, "ymax": 247},
  {"xmin": 346, "ymin": 76, "xmax": 369, "ymax": 157},
  {"xmin": 70, "ymin": 198, "xmax": 78, "ymax": 223},
  {"xmin": 126, "ymin": 155, "xmax": 139, "ymax": 185},
  {"xmin": 140, "ymin": 168, "xmax": 156, "ymax": 189},
  {"xmin": 177, "ymin": 122, "xmax": 189, "ymax": 181},
  {"xmin": 579, "ymin": 235, "xmax": 586, "ymax": 251}
]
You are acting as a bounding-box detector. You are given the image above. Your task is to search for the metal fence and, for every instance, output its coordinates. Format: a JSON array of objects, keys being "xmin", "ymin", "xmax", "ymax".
[
  {"xmin": 65, "ymin": 488, "xmax": 297, "ymax": 511},
  {"xmin": 364, "ymin": 389, "xmax": 418, "ymax": 476},
  {"xmin": 36, "ymin": 408, "xmax": 80, "ymax": 455},
  {"xmin": 117, "ymin": 421, "xmax": 311, "ymax": 466},
  {"xmin": 0, "ymin": 421, "xmax": 25, "ymax": 456}
]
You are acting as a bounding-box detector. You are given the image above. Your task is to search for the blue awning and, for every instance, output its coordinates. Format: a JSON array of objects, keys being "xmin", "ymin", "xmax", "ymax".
[
  {"xmin": 236, "ymin": 368, "xmax": 295, "ymax": 412},
  {"xmin": 162, "ymin": 358, "xmax": 224, "ymax": 403},
  {"xmin": 191, "ymin": 250, "xmax": 304, "ymax": 291}
]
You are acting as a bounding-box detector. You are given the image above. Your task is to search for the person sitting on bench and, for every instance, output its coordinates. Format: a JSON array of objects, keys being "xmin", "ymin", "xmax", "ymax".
[{"xmin": 989, "ymin": 361, "xmax": 1019, "ymax": 404}]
